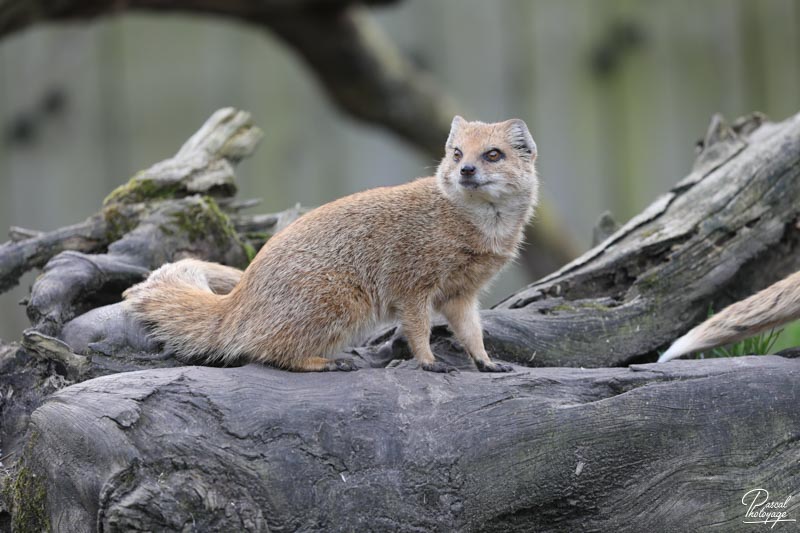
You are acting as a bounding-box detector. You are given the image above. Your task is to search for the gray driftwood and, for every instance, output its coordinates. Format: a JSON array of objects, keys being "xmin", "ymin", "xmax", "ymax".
[
  {"xmin": 0, "ymin": 109, "xmax": 305, "ymax": 510},
  {"xmin": 17, "ymin": 356, "xmax": 800, "ymax": 532},
  {"xmin": 1, "ymin": 109, "xmax": 301, "ymax": 335}
]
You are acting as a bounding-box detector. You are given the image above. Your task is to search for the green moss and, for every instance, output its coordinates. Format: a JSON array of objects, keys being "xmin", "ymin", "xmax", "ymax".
[
  {"xmin": 243, "ymin": 242, "xmax": 257, "ymax": 263},
  {"xmin": 105, "ymin": 176, "xmax": 254, "ymax": 262},
  {"xmin": 244, "ymin": 232, "xmax": 270, "ymax": 242},
  {"xmin": 202, "ymin": 196, "xmax": 239, "ymax": 243},
  {"xmin": 170, "ymin": 197, "xmax": 229, "ymax": 244},
  {"xmin": 2, "ymin": 433, "xmax": 50, "ymax": 533},
  {"xmin": 169, "ymin": 197, "xmax": 251, "ymax": 261},
  {"xmin": 580, "ymin": 301, "xmax": 612, "ymax": 312},
  {"xmin": 637, "ymin": 273, "xmax": 661, "ymax": 291},
  {"xmin": 102, "ymin": 205, "xmax": 137, "ymax": 241},
  {"xmin": 550, "ymin": 301, "xmax": 610, "ymax": 314},
  {"xmin": 158, "ymin": 224, "xmax": 175, "ymax": 236},
  {"xmin": 103, "ymin": 172, "xmax": 183, "ymax": 206},
  {"xmin": 242, "ymin": 233, "xmax": 271, "ymax": 262}
]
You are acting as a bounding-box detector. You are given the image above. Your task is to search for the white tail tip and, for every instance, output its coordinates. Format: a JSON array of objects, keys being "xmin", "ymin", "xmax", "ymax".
[{"xmin": 658, "ymin": 332, "xmax": 698, "ymax": 363}]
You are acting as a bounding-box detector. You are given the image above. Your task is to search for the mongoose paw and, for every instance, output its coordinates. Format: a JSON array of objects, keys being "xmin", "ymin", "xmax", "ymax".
[
  {"xmin": 421, "ymin": 362, "xmax": 458, "ymax": 373},
  {"xmin": 475, "ymin": 360, "xmax": 514, "ymax": 373},
  {"xmin": 328, "ymin": 358, "xmax": 359, "ymax": 372}
]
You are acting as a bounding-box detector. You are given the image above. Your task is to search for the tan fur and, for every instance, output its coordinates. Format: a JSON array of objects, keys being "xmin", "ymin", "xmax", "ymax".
[
  {"xmin": 123, "ymin": 116, "xmax": 539, "ymax": 372},
  {"xmin": 659, "ymin": 270, "xmax": 800, "ymax": 362}
]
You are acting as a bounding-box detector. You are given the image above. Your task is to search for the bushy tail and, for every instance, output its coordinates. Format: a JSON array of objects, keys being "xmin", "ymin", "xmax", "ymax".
[
  {"xmin": 123, "ymin": 258, "xmax": 244, "ymax": 364},
  {"xmin": 659, "ymin": 270, "xmax": 800, "ymax": 362}
]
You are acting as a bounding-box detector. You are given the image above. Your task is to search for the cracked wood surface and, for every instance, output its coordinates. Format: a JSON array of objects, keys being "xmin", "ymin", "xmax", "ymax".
[{"xmin": 25, "ymin": 356, "xmax": 800, "ymax": 532}]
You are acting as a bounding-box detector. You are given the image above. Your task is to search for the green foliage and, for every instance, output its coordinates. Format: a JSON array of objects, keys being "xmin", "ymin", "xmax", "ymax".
[{"xmin": 770, "ymin": 321, "xmax": 800, "ymax": 353}]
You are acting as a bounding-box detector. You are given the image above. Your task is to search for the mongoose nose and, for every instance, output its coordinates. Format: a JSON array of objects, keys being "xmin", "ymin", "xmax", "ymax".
[{"xmin": 460, "ymin": 164, "xmax": 476, "ymax": 176}]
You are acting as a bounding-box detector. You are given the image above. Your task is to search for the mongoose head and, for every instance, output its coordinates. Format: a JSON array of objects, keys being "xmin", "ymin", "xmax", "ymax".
[{"xmin": 436, "ymin": 116, "xmax": 538, "ymax": 207}]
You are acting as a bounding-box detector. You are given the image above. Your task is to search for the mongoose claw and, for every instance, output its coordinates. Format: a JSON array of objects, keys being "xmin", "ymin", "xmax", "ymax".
[
  {"xmin": 421, "ymin": 362, "xmax": 459, "ymax": 373},
  {"xmin": 328, "ymin": 358, "xmax": 359, "ymax": 372},
  {"xmin": 475, "ymin": 360, "xmax": 514, "ymax": 373}
]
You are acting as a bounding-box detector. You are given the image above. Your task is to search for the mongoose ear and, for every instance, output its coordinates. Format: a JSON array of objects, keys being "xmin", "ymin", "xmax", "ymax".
[
  {"xmin": 446, "ymin": 115, "xmax": 467, "ymax": 146},
  {"xmin": 504, "ymin": 119, "xmax": 537, "ymax": 160}
]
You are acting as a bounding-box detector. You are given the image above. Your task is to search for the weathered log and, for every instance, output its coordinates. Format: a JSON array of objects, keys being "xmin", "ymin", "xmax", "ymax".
[
  {"xmin": 0, "ymin": 340, "xmax": 71, "ymax": 487},
  {"xmin": 13, "ymin": 356, "xmax": 800, "ymax": 532},
  {"xmin": 0, "ymin": 109, "xmax": 300, "ymax": 493},
  {"xmin": 0, "ymin": 213, "xmax": 114, "ymax": 293},
  {"xmin": 0, "ymin": 110, "xmax": 297, "ymax": 479},
  {"xmin": 0, "ymin": 109, "xmax": 303, "ymax": 338},
  {"xmin": 0, "ymin": 107, "xmax": 262, "ymax": 296}
]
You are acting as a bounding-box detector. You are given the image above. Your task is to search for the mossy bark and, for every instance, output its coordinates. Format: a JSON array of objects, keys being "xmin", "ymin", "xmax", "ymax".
[{"xmin": 1, "ymin": 432, "xmax": 49, "ymax": 533}]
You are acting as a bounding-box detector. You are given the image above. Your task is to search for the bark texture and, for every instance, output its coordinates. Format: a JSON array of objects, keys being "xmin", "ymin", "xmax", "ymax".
[
  {"xmin": 0, "ymin": 109, "xmax": 302, "ymax": 493},
  {"xmin": 20, "ymin": 356, "xmax": 800, "ymax": 532}
]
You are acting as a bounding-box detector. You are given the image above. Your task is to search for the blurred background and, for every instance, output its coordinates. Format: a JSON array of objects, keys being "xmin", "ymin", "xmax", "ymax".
[{"xmin": 1, "ymin": 0, "xmax": 799, "ymax": 342}]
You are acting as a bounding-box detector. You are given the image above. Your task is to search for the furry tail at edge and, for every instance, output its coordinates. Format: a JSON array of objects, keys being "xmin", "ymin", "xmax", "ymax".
[
  {"xmin": 123, "ymin": 258, "xmax": 243, "ymax": 364},
  {"xmin": 659, "ymin": 270, "xmax": 800, "ymax": 362}
]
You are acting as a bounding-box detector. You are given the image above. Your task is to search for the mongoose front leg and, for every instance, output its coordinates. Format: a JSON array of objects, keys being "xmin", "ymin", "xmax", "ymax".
[
  {"xmin": 439, "ymin": 296, "xmax": 513, "ymax": 372},
  {"xmin": 400, "ymin": 300, "xmax": 457, "ymax": 373}
]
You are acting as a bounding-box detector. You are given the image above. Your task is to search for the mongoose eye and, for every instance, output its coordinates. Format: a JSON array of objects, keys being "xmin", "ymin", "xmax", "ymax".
[
  {"xmin": 453, "ymin": 148, "xmax": 463, "ymax": 162},
  {"xmin": 483, "ymin": 149, "xmax": 504, "ymax": 162}
]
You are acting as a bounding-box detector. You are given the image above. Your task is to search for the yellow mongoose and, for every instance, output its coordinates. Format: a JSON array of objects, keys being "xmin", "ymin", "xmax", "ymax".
[
  {"xmin": 659, "ymin": 270, "xmax": 800, "ymax": 362},
  {"xmin": 123, "ymin": 116, "xmax": 539, "ymax": 372}
]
